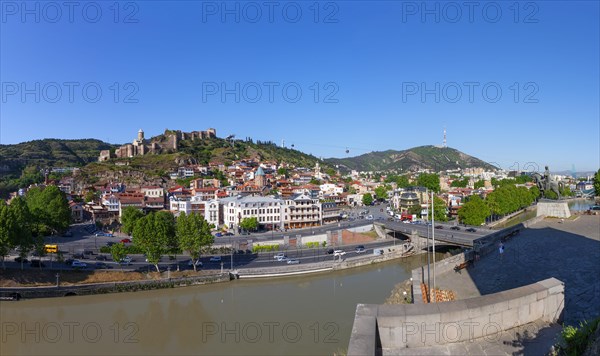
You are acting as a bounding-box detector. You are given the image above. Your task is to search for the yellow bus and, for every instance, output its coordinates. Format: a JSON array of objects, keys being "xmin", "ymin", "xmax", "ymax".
[{"xmin": 44, "ymin": 244, "xmax": 58, "ymax": 254}]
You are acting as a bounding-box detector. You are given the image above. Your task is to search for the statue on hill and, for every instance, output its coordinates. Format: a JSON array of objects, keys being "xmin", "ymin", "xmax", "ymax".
[{"xmin": 532, "ymin": 166, "xmax": 564, "ymax": 199}]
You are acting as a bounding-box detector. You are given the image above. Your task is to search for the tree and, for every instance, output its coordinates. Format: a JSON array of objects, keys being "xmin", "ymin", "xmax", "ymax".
[
  {"xmin": 374, "ymin": 186, "xmax": 388, "ymax": 201},
  {"xmin": 408, "ymin": 204, "xmax": 422, "ymax": 217},
  {"xmin": 0, "ymin": 202, "xmax": 13, "ymax": 269},
  {"xmin": 277, "ymin": 168, "xmax": 289, "ymax": 177},
  {"xmin": 176, "ymin": 212, "xmax": 214, "ymax": 272},
  {"xmin": 428, "ymin": 196, "xmax": 448, "ymax": 222},
  {"xmin": 457, "ymin": 196, "xmax": 490, "ymax": 226},
  {"xmin": 110, "ymin": 242, "xmax": 127, "ymax": 270},
  {"xmin": 133, "ymin": 213, "xmax": 173, "ymax": 273},
  {"xmin": 474, "ymin": 180, "xmax": 485, "ymax": 189},
  {"xmin": 121, "ymin": 207, "xmax": 144, "ymax": 235},
  {"xmin": 26, "ymin": 186, "xmax": 71, "ymax": 235},
  {"xmin": 84, "ymin": 191, "xmax": 97, "ymax": 203},
  {"xmin": 417, "ymin": 173, "xmax": 441, "ymax": 192},
  {"xmin": 593, "ymin": 169, "xmax": 600, "ymax": 196},
  {"xmin": 450, "ymin": 178, "xmax": 469, "ymax": 188},
  {"xmin": 362, "ymin": 193, "xmax": 374, "ymax": 206},
  {"xmin": 309, "ymin": 178, "xmax": 321, "ymax": 185},
  {"xmin": 385, "ymin": 174, "xmax": 410, "ymax": 188},
  {"xmin": 9, "ymin": 197, "xmax": 36, "ymax": 270},
  {"xmin": 239, "ymin": 217, "xmax": 259, "ymax": 232}
]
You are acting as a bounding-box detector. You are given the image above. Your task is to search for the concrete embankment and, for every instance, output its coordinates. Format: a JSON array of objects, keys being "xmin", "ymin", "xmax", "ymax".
[{"xmin": 0, "ymin": 273, "xmax": 231, "ymax": 300}]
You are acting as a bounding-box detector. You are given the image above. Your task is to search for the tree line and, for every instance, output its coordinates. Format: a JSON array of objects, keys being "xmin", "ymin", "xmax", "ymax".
[
  {"xmin": 118, "ymin": 207, "xmax": 214, "ymax": 272},
  {"xmin": 458, "ymin": 185, "xmax": 540, "ymax": 226}
]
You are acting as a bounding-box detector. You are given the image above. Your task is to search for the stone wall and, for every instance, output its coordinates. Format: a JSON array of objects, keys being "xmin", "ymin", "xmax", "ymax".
[
  {"xmin": 348, "ymin": 278, "xmax": 565, "ymax": 355},
  {"xmin": 537, "ymin": 201, "xmax": 571, "ymax": 218}
]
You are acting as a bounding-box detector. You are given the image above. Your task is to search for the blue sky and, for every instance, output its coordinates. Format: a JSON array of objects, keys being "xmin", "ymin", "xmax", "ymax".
[{"xmin": 1, "ymin": 1, "xmax": 599, "ymax": 172}]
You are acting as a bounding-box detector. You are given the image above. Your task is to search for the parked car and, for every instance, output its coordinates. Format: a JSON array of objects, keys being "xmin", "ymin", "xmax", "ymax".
[
  {"xmin": 466, "ymin": 228, "xmax": 477, "ymax": 232},
  {"xmin": 450, "ymin": 226, "xmax": 461, "ymax": 231},
  {"xmin": 105, "ymin": 233, "xmax": 114, "ymax": 237},
  {"xmin": 209, "ymin": 256, "xmax": 222, "ymax": 262},
  {"xmin": 30, "ymin": 260, "xmax": 46, "ymax": 268},
  {"xmin": 287, "ymin": 259, "xmax": 300, "ymax": 264},
  {"xmin": 224, "ymin": 232, "xmax": 234, "ymax": 236},
  {"xmin": 95, "ymin": 255, "xmax": 108, "ymax": 261},
  {"xmin": 355, "ymin": 246, "xmax": 366, "ymax": 254},
  {"xmin": 214, "ymin": 232, "xmax": 223, "ymax": 237},
  {"xmin": 334, "ymin": 250, "xmax": 346, "ymax": 257},
  {"xmin": 119, "ymin": 256, "xmax": 132, "ymax": 265},
  {"xmin": 327, "ymin": 248, "xmax": 334, "ymax": 254},
  {"xmin": 435, "ymin": 225, "xmax": 444, "ymax": 229},
  {"xmin": 276, "ymin": 255, "xmax": 288, "ymax": 262},
  {"xmin": 274, "ymin": 253, "xmax": 286, "ymax": 260},
  {"xmin": 94, "ymin": 262, "xmax": 112, "ymax": 269},
  {"xmin": 188, "ymin": 260, "xmax": 203, "ymax": 267},
  {"xmin": 366, "ymin": 215, "xmax": 374, "ymax": 220},
  {"xmin": 120, "ymin": 238, "xmax": 132, "ymax": 244},
  {"xmin": 71, "ymin": 260, "xmax": 87, "ymax": 268}
]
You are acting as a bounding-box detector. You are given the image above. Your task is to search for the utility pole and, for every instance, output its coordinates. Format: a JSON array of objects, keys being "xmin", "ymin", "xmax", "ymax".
[{"xmin": 426, "ymin": 189, "xmax": 430, "ymax": 302}]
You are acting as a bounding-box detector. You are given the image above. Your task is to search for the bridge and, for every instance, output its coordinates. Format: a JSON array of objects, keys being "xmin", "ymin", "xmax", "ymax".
[{"xmin": 375, "ymin": 221, "xmax": 494, "ymax": 248}]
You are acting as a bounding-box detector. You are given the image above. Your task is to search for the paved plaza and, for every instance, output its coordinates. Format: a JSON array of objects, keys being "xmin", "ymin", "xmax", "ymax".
[{"xmin": 435, "ymin": 215, "xmax": 600, "ymax": 326}]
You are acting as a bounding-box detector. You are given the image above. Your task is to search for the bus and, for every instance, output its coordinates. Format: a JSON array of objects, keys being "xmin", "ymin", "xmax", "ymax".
[{"xmin": 44, "ymin": 244, "xmax": 58, "ymax": 254}]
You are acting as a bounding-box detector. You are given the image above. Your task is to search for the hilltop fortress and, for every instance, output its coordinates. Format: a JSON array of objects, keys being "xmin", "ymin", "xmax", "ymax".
[{"xmin": 99, "ymin": 128, "xmax": 216, "ymax": 161}]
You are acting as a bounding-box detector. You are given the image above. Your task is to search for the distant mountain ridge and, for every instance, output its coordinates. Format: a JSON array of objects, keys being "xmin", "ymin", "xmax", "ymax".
[{"xmin": 325, "ymin": 145, "xmax": 495, "ymax": 172}]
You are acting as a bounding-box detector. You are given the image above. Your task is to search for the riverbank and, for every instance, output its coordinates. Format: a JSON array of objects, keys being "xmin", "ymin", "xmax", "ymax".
[{"xmin": 0, "ymin": 241, "xmax": 418, "ymax": 299}]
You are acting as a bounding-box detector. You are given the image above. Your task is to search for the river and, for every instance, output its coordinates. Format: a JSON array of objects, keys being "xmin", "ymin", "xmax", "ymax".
[{"xmin": 1, "ymin": 253, "xmax": 440, "ymax": 356}]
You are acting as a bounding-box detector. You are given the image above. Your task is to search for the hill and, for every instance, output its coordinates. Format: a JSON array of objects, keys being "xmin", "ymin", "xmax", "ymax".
[
  {"xmin": 325, "ymin": 145, "xmax": 495, "ymax": 172},
  {"xmin": 0, "ymin": 139, "xmax": 116, "ymax": 177}
]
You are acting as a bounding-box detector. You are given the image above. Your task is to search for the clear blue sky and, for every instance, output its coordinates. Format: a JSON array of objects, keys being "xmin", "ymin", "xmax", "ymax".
[{"xmin": 1, "ymin": 1, "xmax": 598, "ymax": 172}]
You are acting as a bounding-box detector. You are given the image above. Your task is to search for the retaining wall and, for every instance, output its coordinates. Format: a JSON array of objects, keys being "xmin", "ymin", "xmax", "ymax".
[
  {"xmin": 0, "ymin": 273, "xmax": 231, "ymax": 300},
  {"xmin": 348, "ymin": 278, "xmax": 565, "ymax": 355}
]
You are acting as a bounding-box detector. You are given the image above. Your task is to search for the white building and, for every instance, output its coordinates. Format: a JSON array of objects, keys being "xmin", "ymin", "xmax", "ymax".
[
  {"xmin": 220, "ymin": 195, "xmax": 284, "ymax": 231},
  {"xmin": 101, "ymin": 194, "xmax": 120, "ymax": 212},
  {"xmin": 141, "ymin": 186, "xmax": 164, "ymax": 198},
  {"xmin": 319, "ymin": 183, "xmax": 344, "ymax": 197},
  {"xmin": 169, "ymin": 196, "xmax": 219, "ymax": 227}
]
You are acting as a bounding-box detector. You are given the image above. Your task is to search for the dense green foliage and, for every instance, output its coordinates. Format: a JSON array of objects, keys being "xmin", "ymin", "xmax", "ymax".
[
  {"xmin": 132, "ymin": 211, "xmax": 176, "ymax": 272},
  {"xmin": 593, "ymin": 169, "xmax": 600, "ymax": 196},
  {"xmin": 121, "ymin": 207, "xmax": 145, "ymax": 235},
  {"xmin": 428, "ymin": 196, "xmax": 448, "ymax": 222},
  {"xmin": 26, "ymin": 186, "xmax": 71, "ymax": 235},
  {"xmin": 110, "ymin": 242, "xmax": 128, "ymax": 269},
  {"xmin": 385, "ymin": 174, "xmax": 410, "ymax": 188},
  {"xmin": 176, "ymin": 212, "xmax": 214, "ymax": 271},
  {"xmin": 557, "ymin": 317, "xmax": 600, "ymax": 356},
  {"xmin": 457, "ymin": 195, "xmax": 489, "ymax": 225},
  {"xmin": 239, "ymin": 217, "xmax": 259, "ymax": 232},
  {"xmin": 362, "ymin": 193, "xmax": 374, "ymax": 206},
  {"xmin": 450, "ymin": 178, "xmax": 469, "ymax": 188},
  {"xmin": 374, "ymin": 186, "xmax": 390, "ymax": 201},
  {"xmin": 417, "ymin": 173, "xmax": 441, "ymax": 193}
]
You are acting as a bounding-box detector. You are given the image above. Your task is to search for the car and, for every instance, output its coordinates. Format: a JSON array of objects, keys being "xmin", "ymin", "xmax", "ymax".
[
  {"xmin": 83, "ymin": 249, "xmax": 94, "ymax": 256},
  {"xmin": 30, "ymin": 260, "xmax": 46, "ymax": 268},
  {"xmin": 105, "ymin": 233, "xmax": 114, "ymax": 237},
  {"xmin": 14, "ymin": 256, "xmax": 28, "ymax": 263},
  {"xmin": 276, "ymin": 255, "xmax": 288, "ymax": 262},
  {"xmin": 450, "ymin": 226, "xmax": 461, "ymax": 231},
  {"xmin": 94, "ymin": 262, "xmax": 112, "ymax": 269},
  {"xmin": 73, "ymin": 252, "xmax": 85, "ymax": 259},
  {"xmin": 214, "ymin": 232, "xmax": 223, "ymax": 237},
  {"xmin": 120, "ymin": 238, "xmax": 132, "ymax": 244},
  {"xmin": 355, "ymin": 246, "xmax": 366, "ymax": 254},
  {"xmin": 188, "ymin": 260, "xmax": 203, "ymax": 267},
  {"xmin": 274, "ymin": 253, "xmax": 286, "ymax": 260},
  {"xmin": 209, "ymin": 256, "xmax": 222, "ymax": 262},
  {"xmin": 119, "ymin": 256, "xmax": 132, "ymax": 265},
  {"xmin": 402, "ymin": 220, "xmax": 411, "ymax": 224},
  {"xmin": 366, "ymin": 215, "xmax": 374, "ymax": 220},
  {"xmin": 327, "ymin": 248, "xmax": 334, "ymax": 254},
  {"xmin": 466, "ymin": 228, "xmax": 477, "ymax": 232},
  {"xmin": 64, "ymin": 258, "xmax": 75, "ymax": 265},
  {"xmin": 72, "ymin": 260, "xmax": 87, "ymax": 268},
  {"xmin": 95, "ymin": 255, "xmax": 108, "ymax": 261},
  {"xmin": 224, "ymin": 232, "xmax": 234, "ymax": 236},
  {"xmin": 435, "ymin": 225, "xmax": 444, "ymax": 229},
  {"xmin": 287, "ymin": 259, "xmax": 300, "ymax": 264},
  {"xmin": 334, "ymin": 250, "xmax": 346, "ymax": 257}
]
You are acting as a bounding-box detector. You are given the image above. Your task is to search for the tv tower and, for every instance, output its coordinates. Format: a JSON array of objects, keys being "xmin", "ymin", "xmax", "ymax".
[{"xmin": 443, "ymin": 127, "xmax": 447, "ymax": 148}]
